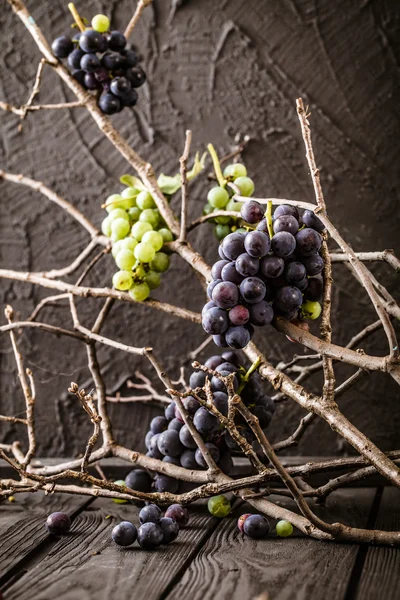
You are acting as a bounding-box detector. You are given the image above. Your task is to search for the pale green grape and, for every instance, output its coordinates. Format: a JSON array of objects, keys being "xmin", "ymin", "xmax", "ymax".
[
  {"xmin": 121, "ymin": 187, "xmax": 139, "ymax": 202},
  {"xmin": 139, "ymin": 209, "xmax": 160, "ymax": 228},
  {"xmin": 101, "ymin": 216, "xmax": 112, "ymax": 237},
  {"xmin": 276, "ymin": 520, "xmax": 293, "ymax": 537},
  {"xmin": 128, "ymin": 207, "xmax": 141, "ymax": 222},
  {"xmin": 226, "ymin": 198, "xmax": 244, "ymax": 212},
  {"xmin": 111, "ymin": 218, "xmax": 130, "ymax": 240},
  {"xmin": 131, "ymin": 221, "xmax": 153, "ymax": 240},
  {"xmin": 129, "ymin": 282, "xmax": 150, "ymax": 302},
  {"xmin": 158, "ymin": 228, "xmax": 173, "ymax": 243},
  {"xmin": 119, "ymin": 237, "xmax": 138, "ymax": 253},
  {"xmin": 115, "ymin": 249, "xmax": 136, "ymax": 270},
  {"xmin": 223, "ymin": 163, "xmax": 247, "ymax": 179},
  {"xmin": 111, "ymin": 240, "xmax": 125, "ymax": 258},
  {"xmin": 145, "ymin": 270, "xmax": 161, "ymax": 289},
  {"xmin": 105, "ymin": 194, "xmax": 126, "ymax": 212},
  {"xmin": 108, "ymin": 208, "xmax": 130, "ymax": 223},
  {"xmin": 135, "ymin": 264, "xmax": 146, "ymax": 279},
  {"xmin": 112, "ymin": 270, "xmax": 133, "ymax": 291},
  {"xmin": 301, "ymin": 300, "xmax": 321, "ymax": 320},
  {"xmin": 136, "ymin": 191, "xmax": 156, "ymax": 210},
  {"xmin": 234, "ymin": 176, "xmax": 254, "ymax": 197},
  {"xmin": 207, "ymin": 186, "xmax": 229, "ymax": 209},
  {"xmin": 142, "ymin": 231, "xmax": 163, "ymax": 251},
  {"xmin": 150, "ymin": 252, "xmax": 170, "ymax": 273},
  {"xmin": 207, "ymin": 495, "xmax": 231, "ymax": 518},
  {"xmin": 91, "ymin": 14, "xmax": 110, "ymax": 33},
  {"xmin": 134, "ymin": 242, "xmax": 156, "ymax": 263}
]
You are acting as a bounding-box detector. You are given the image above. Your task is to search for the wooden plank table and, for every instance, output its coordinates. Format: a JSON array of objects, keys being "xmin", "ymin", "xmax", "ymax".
[{"xmin": 0, "ymin": 461, "xmax": 398, "ymax": 600}]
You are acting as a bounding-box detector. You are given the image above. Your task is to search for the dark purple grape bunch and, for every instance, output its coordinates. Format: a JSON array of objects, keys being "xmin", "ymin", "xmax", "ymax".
[
  {"xmin": 143, "ymin": 351, "xmax": 275, "ymax": 488},
  {"xmin": 202, "ymin": 200, "xmax": 325, "ymax": 349},
  {"xmin": 51, "ymin": 14, "xmax": 146, "ymax": 115}
]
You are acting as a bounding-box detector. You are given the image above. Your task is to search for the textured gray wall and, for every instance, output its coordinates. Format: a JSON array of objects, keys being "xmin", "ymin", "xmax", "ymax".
[{"xmin": 0, "ymin": 0, "xmax": 399, "ymax": 458}]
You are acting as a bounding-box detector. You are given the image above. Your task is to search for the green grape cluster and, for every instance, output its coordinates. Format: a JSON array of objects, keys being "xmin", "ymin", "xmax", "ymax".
[
  {"xmin": 202, "ymin": 163, "xmax": 255, "ymax": 241},
  {"xmin": 101, "ymin": 182, "xmax": 173, "ymax": 301}
]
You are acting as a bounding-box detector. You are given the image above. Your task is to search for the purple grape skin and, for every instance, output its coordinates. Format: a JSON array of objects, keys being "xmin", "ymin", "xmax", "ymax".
[
  {"xmin": 165, "ymin": 504, "xmax": 190, "ymax": 526},
  {"xmin": 243, "ymin": 514, "xmax": 270, "ymax": 538},
  {"xmin": 139, "ymin": 504, "xmax": 162, "ymax": 524},
  {"xmin": 249, "ymin": 301, "xmax": 274, "ymax": 326},
  {"xmin": 235, "ymin": 253, "xmax": 259, "ymax": 277},
  {"xmin": 125, "ymin": 469, "xmax": 152, "ymax": 493},
  {"xmin": 221, "ymin": 261, "xmax": 245, "ymax": 285},
  {"xmin": 195, "ymin": 443, "xmax": 220, "ymax": 468},
  {"xmin": 67, "ymin": 48, "xmax": 84, "ymax": 69},
  {"xmin": 202, "ymin": 307, "xmax": 229, "ymax": 335},
  {"xmin": 84, "ymin": 73, "xmax": 100, "ymax": 90},
  {"xmin": 218, "ymin": 245, "xmax": 228, "ymax": 260},
  {"xmin": 240, "ymin": 200, "xmax": 264, "ymax": 224},
  {"xmin": 179, "ymin": 424, "xmax": 197, "ymax": 449},
  {"xmin": 150, "ymin": 416, "xmax": 168, "ymax": 434},
  {"xmin": 165, "ymin": 401, "xmax": 176, "ymax": 421},
  {"xmin": 256, "ymin": 394, "xmax": 276, "ymax": 415},
  {"xmin": 202, "ymin": 300, "xmax": 216, "ymax": 316},
  {"xmin": 297, "ymin": 278, "xmax": 309, "ymax": 292},
  {"xmin": 212, "ymin": 281, "xmax": 240, "ymax": 309},
  {"xmin": 148, "ymin": 434, "xmax": 164, "ymax": 459},
  {"xmin": 72, "ymin": 69, "xmax": 85, "ymax": 86},
  {"xmin": 211, "ymin": 371, "xmax": 239, "ymax": 392},
  {"xmin": 244, "ymin": 230, "xmax": 271, "ymax": 258},
  {"xmin": 51, "ymin": 36, "xmax": 74, "ymax": 58},
  {"xmin": 229, "ymin": 304, "xmax": 250, "ymax": 326},
  {"xmin": 189, "ymin": 371, "xmax": 207, "ymax": 388},
  {"xmin": 112, "ymin": 521, "xmax": 137, "ymax": 546},
  {"xmin": 239, "ymin": 277, "xmax": 266, "ymax": 304},
  {"xmin": 274, "ymin": 286, "xmax": 303, "ymax": 312},
  {"xmin": 295, "ymin": 228, "xmax": 322, "ymax": 256},
  {"xmin": 98, "ymin": 92, "xmax": 121, "ymax": 115},
  {"xmin": 168, "ymin": 418, "xmax": 184, "ymax": 432},
  {"xmin": 79, "ymin": 29, "xmax": 104, "ymax": 53},
  {"xmin": 193, "ymin": 407, "xmax": 220, "ymax": 435},
  {"xmin": 273, "ymin": 215, "xmax": 299, "ymax": 235},
  {"xmin": 221, "ymin": 232, "xmax": 246, "ymax": 260},
  {"xmin": 154, "ymin": 474, "xmax": 179, "ymax": 493},
  {"xmin": 80, "ymin": 53, "xmax": 100, "ymax": 72},
  {"xmin": 145, "ymin": 430, "xmax": 153, "ymax": 449},
  {"xmin": 205, "ymin": 355, "xmax": 224, "ymax": 369},
  {"xmin": 304, "ymin": 275, "xmax": 324, "ymax": 301},
  {"xmin": 45, "ymin": 512, "xmax": 71, "ymax": 535},
  {"xmin": 102, "ymin": 50, "xmax": 126, "ymax": 70},
  {"xmin": 211, "ymin": 260, "xmax": 230, "ymax": 280},
  {"xmin": 271, "ymin": 232, "xmax": 296, "ymax": 258},
  {"xmin": 225, "ymin": 325, "xmax": 252, "ymax": 349},
  {"xmin": 259, "ymin": 256, "xmax": 285, "ymax": 279},
  {"xmin": 126, "ymin": 65, "xmax": 147, "ymax": 87},
  {"xmin": 215, "ymin": 362, "xmax": 239, "ymax": 373},
  {"xmin": 207, "ymin": 278, "xmax": 222, "ymax": 299},
  {"xmin": 302, "ymin": 254, "xmax": 324, "ymax": 276},
  {"xmin": 183, "ymin": 395, "xmax": 201, "ymax": 414},
  {"xmin": 256, "ymin": 218, "xmax": 269, "ymax": 233},
  {"xmin": 157, "ymin": 429, "xmax": 183, "ymax": 457},
  {"xmin": 137, "ymin": 522, "xmax": 164, "ymax": 550},
  {"xmin": 273, "ymin": 204, "xmax": 299, "ymax": 221},
  {"xmin": 302, "ymin": 209, "xmax": 325, "ymax": 232},
  {"xmin": 284, "ymin": 261, "xmax": 307, "ymax": 285},
  {"xmin": 213, "ymin": 333, "xmax": 228, "ymax": 347},
  {"xmin": 218, "ymin": 452, "xmax": 234, "ymax": 475},
  {"xmin": 107, "ymin": 30, "xmax": 127, "ymax": 51},
  {"xmin": 159, "ymin": 517, "xmax": 179, "ymax": 544},
  {"xmin": 221, "ymin": 350, "xmax": 241, "ymax": 366},
  {"xmin": 163, "ymin": 455, "xmax": 181, "ymax": 466},
  {"xmin": 253, "ymin": 405, "xmax": 273, "ymax": 428},
  {"xmin": 180, "ymin": 448, "xmax": 197, "ymax": 469},
  {"xmin": 212, "ymin": 391, "xmax": 228, "ymax": 416}
]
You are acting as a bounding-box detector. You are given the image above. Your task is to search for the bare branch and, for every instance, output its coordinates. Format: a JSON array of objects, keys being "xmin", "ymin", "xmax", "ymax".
[
  {"xmin": 179, "ymin": 129, "xmax": 192, "ymax": 242},
  {"xmin": 124, "ymin": 0, "xmax": 153, "ymax": 40}
]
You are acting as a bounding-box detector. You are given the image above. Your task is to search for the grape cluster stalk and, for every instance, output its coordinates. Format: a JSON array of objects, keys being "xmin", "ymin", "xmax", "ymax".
[{"xmin": 1, "ymin": 0, "xmax": 400, "ymax": 547}]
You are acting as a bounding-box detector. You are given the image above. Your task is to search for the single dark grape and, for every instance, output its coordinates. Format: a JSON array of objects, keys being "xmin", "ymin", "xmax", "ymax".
[
  {"xmin": 271, "ymin": 232, "xmax": 296, "ymax": 258},
  {"xmin": 274, "ymin": 286, "xmax": 303, "ymax": 312},
  {"xmin": 45, "ymin": 512, "xmax": 71, "ymax": 535},
  {"xmin": 302, "ymin": 253, "xmax": 324, "ymax": 276},
  {"xmin": 180, "ymin": 448, "xmax": 197, "ymax": 469},
  {"xmin": 218, "ymin": 451, "xmax": 234, "ymax": 475},
  {"xmin": 79, "ymin": 30, "xmax": 104, "ymax": 53},
  {"xmin": 225, "ymin": 325, "xmax": 251, "ymax": 349},
  {"xmin": 67, "ymin": 48, "xmax": 84, "ymax": 70},
  {"xmin": 202, "ymin": 300, "xmax": 216, "ymax": 316},
  {"xmin": 183, "ymin": 396, "xmax": 201, "ymax": 414},
  {"xmin": 163, "ymin": 455, "xmax": 180, "ymax": 466},
  {"xmin": 137, "ymin": 522, "xmax": 163, "ymax": 549},
  {"xmin": 239, "ymin": 277, "xmax": 266, "ymax": 304},
  {"xmin": 148, "ymin": 433, "xmax": 164, "ymax": 459},
  {"xmin": 295, "ymin": 228, "xmax": 322, "ymax": 256},
  {"xmin": 249, "ymin": 300, "xmax": 274, "ymax": 326},
  {"xmin": 302, "ymin": 209, "xmax": 325, "ymax": 232},
  {"xmin": 273, "ymin": 204, "xmax": 299, "ymax": 221},
  {"xmin": 110, "ymin": 76, "xmax": 132, "ymax": 99},
  {"xmin": 229, "ymin": 304, "xmax": 250, "ymax": 326},
  {"xmin": 51, "ymin": 36, "xmax": 74, "ymax": 58},
  {"xmin": 207, "ymin": 278, "xmax": 222, "ymax": 298},
  {"xmin": 273, "ymin": 215, "xmax": 299, "ymax": 235},
  {"xmin": 150, "ymin": 416, "xmax": 168, "ymax": 434},
  {"xmin": 94, "ymin": 67, "xmax": 111, "ymax": 84},
  {"xmin": 256, "ymin": 218, "xmax": 269, "ymax": 233},
  {"xmin": 80, "ymin": 53, "xmax": 100, "ymax": 72},
  {"xmin": 121, "ymin": 87, "xmax": 139, "ymax": 107},
  {"xmin": 221, "ymin": 261, "xmax": 244, "ymax": 285},
  {"xmin": 259, "ymin": 256, "xmax": 285, "ymax": 279},
  {"xmin": 221, "ymin": 350, "xmax": 241, "ymax": 366},
  {"xmin": 84, "ymin": 73, "xmax": 100, "ymax": 90},
  {"xmin": 98, "ymin": 92, "xmax": 122, "ymax": 115},
  {"xmin": 213, "ymin": 333, "xmax": 228, "ymax": 347},
  {"xmin": 211, "ymin": 259, "xmax": 230, "ymax": 280},
  {"xmin": 72, "ymin": 69, "xmax": 85, "ymax": 85},
  {"xmin": 204, "ymin": 355, "xmax": 224, "ymax": 369},
  {"xmin": 218, "ymin": 245, "xmax": 228, "ymax": 260},
  {"xmin": 211, "ymin": 371, "xmax": 238, "ymax": 392},
  {"xmin": 297, "ymin": 277, "xmax": 309, "ymax": 291},
  {"xmin": 126, "ymin": 66, "xmax": 147, "ymax": 87},
  {"xmin": 304, "ymin": 275, "xmax": 324, "ymax": 301},
  {"xmin": 154, "ymin": 474, "xmax": 179, "ymax": 493},
  {"xmin": 165, "ymin": 504, "xmax": 190, "ymax": 526},
  {"xmin": 102, "ymin": 51, "xmax": 126, "ymax": 70},
  {"xmin": 202, "ymin": 307, "xmax": 229, "ymax": 335},
  {"xmin": 195, "ymin": 443, "xmax": 220, "ymax": 468},
  {"xmin": 193, "ymin": 407, "xmax": 219, "ymax": 435},
  {"xmin": 168, "ymin": 417, "xmax": 184, "ymax": 432},
  {"xmin": 240, "ymin": 200, "xmax": 264, "ymax": 224},
  {"xmin": 139, "ymin": 503, "xmax": 162, "ymax": 524},
  {"xmin": 212, "ymin": 391, "xmax": 228, "ymax": 416},
  {"xmin": 244, "ymin": 230, "xmax": 270, "ymax": 258},
  {"xmin": 165, "ymin": 400, "xmax": 176, "ymax": 421},
  {"xmin": 112, "ymin": 521, "xmax": 137, "ymax": 546},
  {"xmin": 159, "ymin": 517, "xmax": 179, "ymax": 544},
  {"xmin": 215, "ymin": 362, "xmax": 239, "ymax": 373},
  {"xmin": 243, "ymin": 514, "xmax": 270, "ymax": 538},
  {"xmin": 123, "ymin": 48, "xmax": 139, "ymax": 67},
  {"xmin": 106, "ymin": 30, "xmax": 127, "ymax": 51},
  {"xmin": 179, "ymin": 424, "xmax": 197, "ymax": 449},
  {"xmin": 145, "ymin": 429, "xmax": 153, "ymax": 449},
  {"xmin": 125, "ymin": 469, "xmax": 152, "ymax": 492},
  {"xmin": 189, "ymin": 370, "xmax": 207, "ymax": 389},
  {"xmin": 157, "ymin": 429, "xmax": 183, "ymax": 457},
  {"xmin": 212, "ymin": 281, "xmax": 239, "ymax": 309},
  {"xmin": 285, "ymin": 261, "xmax": 307, "ymax": 285},
  {"xmin": 221, "ymin": 232, "xmax": 246, "ymax": 260},
  {"xmin": 235, "ymin": 253, "xmax": 259, "ymax": 277}
]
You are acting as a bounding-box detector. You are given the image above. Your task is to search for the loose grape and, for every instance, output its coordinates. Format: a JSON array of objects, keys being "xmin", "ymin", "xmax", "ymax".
[
  {"xmin": 128, "ymin": 207, "xmax": 141, "ymax": 222},
  {"xmin": 115, "ymin": 249, "xmax": 135, "ymax": 270},
  {"xmin": 165, "ymin": 504, "xmax": 190, "ymax": 526},
  {"xmin": 237, "ymin": 513, "xmax": 252, "ymax": 533},
  {"xmin": 158, "ymin": 228, "xmax": 173, "ymax": 243},
  {"xmin": 136, "ymin": 191, "xmax": 156, "ymax": 210},
  {"xmin": 139, "ymin": 504, "xmax": 162, "ymax": 524},
  {"xmin": 301, "ymin": 300, "xmax": 322, "ymax": 320},
  {"xmin": 142, "ymin": 230, "xmax": 164, "ymax": 251},
  {"xmin": 146, "ymin": 270, "xmax": 161, "ymax": 289},
  {"xmin": 111, "ymin": 218, "xmax": 130, "ymax": 240},
  {"xmin": 45, "ymin": 512, "xmax": 71, "ymax": 535},
  {"xmin": 112, "ymin": 480, "xmax": 128, "ymax": 504},
  {"xmin": 101, "ymin": 216, "xmax": 112, "ymax": 236},
  {"xmin": 150, "ymin": 252, "xmax": 170, "ymax": 272},
  {"xmin": 134, "ymin": 242, "xmax": 156, "ymax": 263},
  {"xmin": 125, "ymin": 469, "xmax": 152, "ymax": 493},
  {"xmin": 131, "ymin": 221, "xmax": 153, "ymax": 240},
  {"xmin": 112, "ymin": 521, "xmax": 137, "ymax": 546},
  {"xmin": 92, "ymin": 14, "xmax": 110, "ymax": 33},
  {"xmin": 208, "ymin": 187, "xmax": 230, "ymax": 209},
  {"xmin": 243, "ymin": 514, "xmax": 270, "ymax": 538},
  {"xmin": 159, "ymin": 517, "xmax": 180, "ymax": 544},
  {"xmin": 137, "ymin": 522, "xmax": 163, "ymax": 550},
  {"xmin": 139, "ymin": 209, "xmax": 160, "ymax": 228},
  {"xmin": 207, "ymin": 495, "xmax": 231, "ymax": 518},
  {"xmin": 129, "ymin": 282, "xmax": 150, "ymax": 302},
  {"xmin": 223, "ymin": 163, "xmax": 247, "ymax": 179},
  {"xmin": 276, "ymin": 520, "xmax": 294, "ymax": 537},
  {"xmin": 112, "ymin": 270, "xmax": 133, "ymax": 291},
  {"xmin": 234, "ymin": 176, "xmax": 255, "ymax": 197},
  {"xmin": 108, "ymin": 208, "xmax": 130, "ymax": 223}
]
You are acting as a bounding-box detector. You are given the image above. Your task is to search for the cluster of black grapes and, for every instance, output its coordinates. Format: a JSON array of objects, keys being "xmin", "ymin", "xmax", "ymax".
[
  {"xmin": 202, "ymin": 199, "xmax": 325, "ymax": 349},
  {"xmin": 141, "ymin": 351, "xmax": 275, "ymax": 492},
  {"xmin": 51, "ymin": 14, "xmax": 146, "ymax": 115}
]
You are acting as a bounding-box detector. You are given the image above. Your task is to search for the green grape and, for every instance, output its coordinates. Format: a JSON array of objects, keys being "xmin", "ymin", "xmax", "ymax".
[
  {"xmin": 234, "ymin": 176, "xmax": 255, "ymax": 197},
  {"xmin": 105, "ymin": 194, "xmax": 127, "ymax": 212},
  {"xmin": 223, "ymin": 163, "xmax": 247, "ymax": 179},
  {"xmin": 276, "ymin": 520, "xmax": 294, "ymax": 537},
  {"xmin": 115, "ymin": 249, "xmax": 136, "ymax": 270},
  {"xmin": 135, "ymin": 264, "xmax": 146, "ymax": 279},
  {"xmin": 128, "ymin": 207, "xmax": 141, "ymax": 222},
  {"xmin": 131, "ymin": 221, "xmax": 153, "ymax": 240},
  {"xmin": 301, "ymin": 300, "xmax": 322, "ymax": 320},
  {"xmin": 108, "ymin": 208, "xmax": 130, "ymax": 223},
  {"xmin": 203, "ymin": 203, "xmax": 214, "ymax": 216},
  {"xmin": 111, "ymin": 240, "xmax": 124, "ymax": 258},
  {"xmin": 150, "ymin": 252, "xmax": 170, "ymax": 273},
  {"xmin": 207, "ymin": 495, "xmax": 231, "ymax": 518},
  {"xmin": 139, "ymin": 209, "xmax": 160, "ymax": 228},
  {"xmin": 91, "ymin": 14, "xmax": 110, "ymax": 33},
  {"xmin": 226, "ymin": 198, "xmax": 244, "ymax": 212},
  {"xmin": 146, "ymin": 270, "xmax": 161, "ymax": 289},
  {"xmin": 101, "ymin": 216, "xmax": 112, "ymax": 237},
  {"xmin": 129, "ymin": 282, "xmax": 150, "ymax": 302},
  {"xmin": 158, "ymin": 228, "xmax": 173, "ymax": 243},
  {"xmin": 142, "ymin": 231, "xmax": 163, "ymax": 251},
  {"xmin": 136, "ymin": 190, "xmax": 156, "ymax": 210},
  {"xmin": 121, "ymin": 187, "xmax": 139, "ymax": 202},
  {"xmin": 112, "ymin": 480, "xmax": 128, "ymax": 504},
  {"xmin": 112, "ymin": 270, "xmax": 133, "ymax": 291},
  {"xmin": 207, "ymin": 186, "xmax": 229, "ymax": 209},
  {"xmin": 111, "ymin": 218, "xmax": 130, "ymax": 240},
  {"xmin": 119, "ymin": 237, "xmax": 138, "ymax": 252},
  {"xmin": 213, "ymin": 209, "xmax": 231, "ymax": 225},
  {"xmin": 215, "ymin": 224, "xmax": 231, "ymax": 240},
  {"xmin": 134, "ymin": 242, "xmax": 156, "ymax": 263}
]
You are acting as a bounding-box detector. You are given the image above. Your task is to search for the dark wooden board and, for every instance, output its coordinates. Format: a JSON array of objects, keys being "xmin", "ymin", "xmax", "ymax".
[
  {"xmin": 164, "ymin": 489, "xmax": 376, "ymax": 600},
  {"xmin": 355, "ymin": 487, "xmax": 400, "ymax": 599},
  {"xmin": 3, "ymin": 498, "xmax": 223, "ymax": 600}
]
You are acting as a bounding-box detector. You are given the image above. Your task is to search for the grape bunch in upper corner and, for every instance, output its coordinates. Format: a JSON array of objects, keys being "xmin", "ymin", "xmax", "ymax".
[
  {"xmin": 202, "ymin": 162, "xmax": 326, "ymax": 350},
  {"xmin": 51, "ymin": 13, "xmax": 146, "ymax": 115}
]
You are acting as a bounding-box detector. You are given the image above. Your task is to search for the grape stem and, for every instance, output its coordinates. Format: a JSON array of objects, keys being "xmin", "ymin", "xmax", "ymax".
[
  {"xmin": 237, "ymin": 355, "xmax": 262, "ymax": 394},
  {"xmin": 207, "ymin": 143, "xmax": 227, "ymax": 188},
  {"xmin": 68, "ymin": 3, "xmax": 86, "ymax": 32},
  {"xmin": 265, "ymin": 200, "xmax": 273, "ymax": 239}
]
